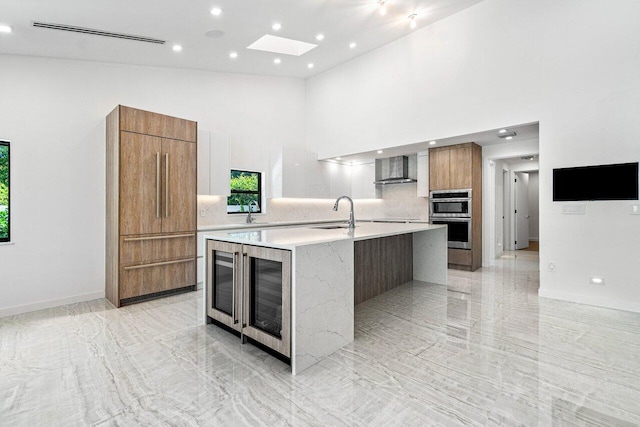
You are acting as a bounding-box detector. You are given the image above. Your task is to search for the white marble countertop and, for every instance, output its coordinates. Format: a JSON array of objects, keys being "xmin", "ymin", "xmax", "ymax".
[
  {"xmin": 197, "ymin": 218, "xmax": 430, "ymax": 232},
  {"xmin": 203, "ymin": 222, "xmax": 445, "ymax": 250},
  {"xmin": 197, "ymin": 219, "xmax": 344, "ymax": 232}
]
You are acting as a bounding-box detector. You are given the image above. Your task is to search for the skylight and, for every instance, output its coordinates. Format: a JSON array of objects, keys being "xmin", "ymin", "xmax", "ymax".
[{"xmin": 247, "ymin": 34, "xmax": 317, "ymax": 56}]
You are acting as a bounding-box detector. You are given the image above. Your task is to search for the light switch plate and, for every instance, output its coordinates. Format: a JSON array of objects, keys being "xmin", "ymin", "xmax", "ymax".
[{"xmin": 562, "ymin": 204, "xmax": 586, "ymax": 215}]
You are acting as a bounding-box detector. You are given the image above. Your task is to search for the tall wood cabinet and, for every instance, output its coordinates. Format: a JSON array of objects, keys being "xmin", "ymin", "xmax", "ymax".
[
  {"xmin": 106, "ymin": 106, "xmax": 197, "ymax": 307},
  {"xmin": 429, "ymin": 142, "xmax": 482, "ymax": 271}
]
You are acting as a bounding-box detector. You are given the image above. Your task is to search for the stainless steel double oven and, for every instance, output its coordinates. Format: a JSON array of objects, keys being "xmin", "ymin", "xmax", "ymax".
[{"xmin": 430, "ymin": 189, "xmax": 472, "ymax": 250}]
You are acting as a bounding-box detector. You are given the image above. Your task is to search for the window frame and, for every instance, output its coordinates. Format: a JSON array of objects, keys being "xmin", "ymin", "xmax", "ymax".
[
  {"xmin": 0, "ymin": 140, "xmax": 10, "ymax": 243},
  {"xmin": 227, "ymin": 169, "xmax": 263, "ymax": 215}
]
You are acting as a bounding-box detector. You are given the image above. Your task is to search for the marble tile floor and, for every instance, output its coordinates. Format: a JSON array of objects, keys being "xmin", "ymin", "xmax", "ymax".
[{"xmin": 2, "ymin": 251, "xmax": 640, "ymax": 426}]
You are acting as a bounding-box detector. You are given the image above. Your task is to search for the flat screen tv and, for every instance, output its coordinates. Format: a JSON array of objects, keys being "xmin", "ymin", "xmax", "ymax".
[{"xmin": 553, "ymin": 162, "xmax": 639, "ymax": 201}]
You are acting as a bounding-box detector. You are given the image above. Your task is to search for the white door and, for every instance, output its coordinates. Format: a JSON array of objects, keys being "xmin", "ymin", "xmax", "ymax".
[{"xmin": 514, "ymin": 172, "xmax": 530, "ymax": 250}]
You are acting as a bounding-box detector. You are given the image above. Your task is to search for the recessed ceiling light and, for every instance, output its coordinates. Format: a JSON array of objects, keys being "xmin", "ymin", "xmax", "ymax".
[
  {"xmin": 429, "ymin": 141, "xmax": 437, "ymax": 145},
  {"xmin": 229, "ymin": 51, "xmax": 238, "ymax": 59},
  {"xmin": 316, "ymin": 33, "xmax": 324, "ymax": 41},
  {"xmin": 210, "ymin": 7, "xmax": 222, "ymax": 16},
  {"xmin": 506, "ymin": 136, "xmax": 513, "ymax": 140},
  {"xmin": 408, "ymin": 14, "xmax": 418, "ymax": 29},
  {"xmin": 349, "ymin": 42, "xmax": 357, "ymax": 49},
  {"xmin": 272, "ymin": 23, "xmax": 282, "ymax": 31},
  {"xmin": 499, "ymin": 129, "xmax": 507, "ymax": 133},
  {"xmin": 377, "ymin": 150, "xmax": 383, "ymax": 154},
  {"xmin": 172, "ymin": 44, "xmax": 182, "ymax": 52},
  {"xmin": 336, "ymin": 157, "xmax": 341, "ymax": 160},
  {"xmin": 307, "ymin": 63, "xmax": 314, "ymax": 69},
  {"xmin": 274, "ymin": 58, "xmax": 281, "ymax": 64},
  {"xmin": 377, "ymin": 0, "xmax": 387, "ymax": 15},
  {"xmin": 0, "ymin": 25, "xmax": 12, "ymax": 34}
]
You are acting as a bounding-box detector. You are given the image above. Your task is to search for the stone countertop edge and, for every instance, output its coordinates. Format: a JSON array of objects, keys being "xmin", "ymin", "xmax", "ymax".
[{"xmin": 202, "ymin": 223, "xmax": 445, "ymax": 251}]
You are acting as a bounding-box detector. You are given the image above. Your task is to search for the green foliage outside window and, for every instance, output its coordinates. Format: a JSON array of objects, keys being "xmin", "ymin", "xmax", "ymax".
[
  {"xmin": 0, "ymin": 142, "xmax": 9, "ymax": 241},
  {"xmin": 227, "ymin": 170, "xmax": 261, "ymax": 214}
]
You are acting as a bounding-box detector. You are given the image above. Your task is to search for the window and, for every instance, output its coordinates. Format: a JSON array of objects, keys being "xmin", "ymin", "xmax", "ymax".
[
  {"xmin": 227, "ymin": 170, "xmax": 262, "ymax": 214},
  {"xmin": 0, "ymin": 141, "xmax": 9, "ymax": 242}
]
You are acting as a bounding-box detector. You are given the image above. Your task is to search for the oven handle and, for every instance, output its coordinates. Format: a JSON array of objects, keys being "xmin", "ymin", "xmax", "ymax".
[
  {"xmin": 431, "ymin": 217, "xmax": 471, "ymax": 222},
  {"xmin": 430, "ymin": 198, "xmax": 471, "ymax": 202}
]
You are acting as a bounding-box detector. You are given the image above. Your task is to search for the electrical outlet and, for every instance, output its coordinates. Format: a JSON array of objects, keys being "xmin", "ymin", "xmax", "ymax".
[
  {"xmin": 200, "ymin": 209, "xmax": 206, "ymax": 217},
  {"xmin": 632, "ymin": 205, "xmax": 639, "ymax": 215},
  {"xmin": 562, "ymin": 204, "xmax": 586, "ymax": 215}
]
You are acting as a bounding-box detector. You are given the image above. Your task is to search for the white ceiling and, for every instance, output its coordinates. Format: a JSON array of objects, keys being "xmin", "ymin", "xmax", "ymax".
[
  {"xmin": 326, "ymin": 122, "xmax": 540, "ymax": 164},
  {"xmin": 0, "ymin": 0, "xmax": 485, "ymax": 78}
]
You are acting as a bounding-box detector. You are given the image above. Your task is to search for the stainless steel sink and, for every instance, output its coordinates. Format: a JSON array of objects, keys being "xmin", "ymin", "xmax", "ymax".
[{"xmin": 311, "ymin": 224, "xmax": 350, "ymax": 229}]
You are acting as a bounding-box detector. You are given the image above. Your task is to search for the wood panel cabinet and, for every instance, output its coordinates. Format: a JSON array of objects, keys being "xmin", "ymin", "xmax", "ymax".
[
  {"xmin": 429, "ymin": 149, "xmax": 451, "ymax": 190},
  {"xmin": 449, "ymin": 145, "xmax": 472, "ymax": 189},
  {"xmin": 106, "ymin": 105, "xmax": 197, "ymax": 307},
  {"xmin": 354, "ymin": 234, "xmax": 413, "ymax": 304},
  {"xmin": 429, "ymin": 142, "xmax": 482, "ymax": 271}
]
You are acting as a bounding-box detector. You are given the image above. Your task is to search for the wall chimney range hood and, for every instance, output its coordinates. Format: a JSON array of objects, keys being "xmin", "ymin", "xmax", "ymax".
[{"xmin": 373, "ymin": 156, "xmax": 417, "ymax": 185}]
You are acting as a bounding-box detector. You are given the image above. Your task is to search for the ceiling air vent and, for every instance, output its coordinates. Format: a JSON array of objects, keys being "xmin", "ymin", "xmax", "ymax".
[{"xmin": 32, "ymin": 22, "xmax": 166, "ymax": 45}]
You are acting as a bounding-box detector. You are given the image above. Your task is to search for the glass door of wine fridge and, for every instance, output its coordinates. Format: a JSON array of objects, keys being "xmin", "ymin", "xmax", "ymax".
[
  {"xmin": 206, "ymin": 240, "xmax": 242, "ymax": 332},
  {"xmin": 242, "ymin": 245, "xmax": 291, "ymax": 358}
]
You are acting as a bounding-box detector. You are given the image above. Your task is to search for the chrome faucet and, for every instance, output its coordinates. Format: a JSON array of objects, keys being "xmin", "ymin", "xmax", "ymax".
[
  {"xmin": 333, "ymin": 196, "xmax": 355, "ymax": 229},
  {"xmin": 246, "ymin": 200, "xmax": 260, "ymax": 223}
]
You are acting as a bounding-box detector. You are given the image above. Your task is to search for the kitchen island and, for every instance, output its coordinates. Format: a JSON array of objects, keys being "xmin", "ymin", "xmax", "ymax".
[{"xmin": 203, "ymin": 222, "xmax": 447, "ymax": 374}]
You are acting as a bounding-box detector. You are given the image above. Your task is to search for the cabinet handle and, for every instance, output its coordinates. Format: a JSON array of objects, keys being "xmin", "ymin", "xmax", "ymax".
[
  {"xmin": 156, "ymin": 152, "xmax": 161, "ymax": 218},
  {"xmin": 165, "ymin": 153, "xmax": 169, "ymax": 218},
  {"xmin": 123, "ymin": 233, "xmax": 194, "ymax": 242},
  {"xmin": 123, "ymin": 257, "xmax": 193, "ymax": 270},
  {"xmin": 242, "ymin": 253, "xmax": 248, "ymax": 331},
  {"xmin": 233, "ymin": 251, "xmax": 239, "ymax": 324}
]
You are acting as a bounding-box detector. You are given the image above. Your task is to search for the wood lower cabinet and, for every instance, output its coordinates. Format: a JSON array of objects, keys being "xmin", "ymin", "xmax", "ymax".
[
  {"xmin": 106, "ymin": 106, "xmax": 197, "ymax": 307},
  {"xmin": 206, "ymin": 240, "xmax": 292, "ymax": 359},
  {"xmin": 120, "ymin": 258, "xmax": 196, "ymax": 300},
  {"xmin": 354, "ymin": 234, "xmax": 413, "ymax": 304}
]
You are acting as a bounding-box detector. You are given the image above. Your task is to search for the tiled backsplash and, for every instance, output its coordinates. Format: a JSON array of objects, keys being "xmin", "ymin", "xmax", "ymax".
[{"xmin": 198, "ymin": 183, "xmax": 429, "ymax": 227}]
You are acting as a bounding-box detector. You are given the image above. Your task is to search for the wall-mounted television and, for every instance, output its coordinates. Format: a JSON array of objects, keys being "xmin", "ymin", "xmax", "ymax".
[{"xmin": 553, "ymin": 162, "xmax": 639, "ymax": 201}]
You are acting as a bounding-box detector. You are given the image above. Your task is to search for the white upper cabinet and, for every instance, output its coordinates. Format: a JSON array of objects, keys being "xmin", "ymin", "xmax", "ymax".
[
  {"xmin": 269, "ymin": 147, "xmax": 309, "ymax": 198},
  {"xmin": 197, "ymin": 130, "xmax": 230, "ymax": 196},
  {"xmin": 351, "ymin": 162, "xmax": 381, "ymax": 199},
  {"xmin": 269, "ymin": 148, "xmax": 383, "ymax": 199},
  {"xmin": 417, "ymin": 151, "xmax": 429, "ymax": 198}
]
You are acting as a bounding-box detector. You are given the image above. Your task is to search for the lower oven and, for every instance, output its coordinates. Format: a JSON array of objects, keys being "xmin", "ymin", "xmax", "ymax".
[{"xmin": 430, "ymin": 217, "xmax": 472, "ymax": 249}]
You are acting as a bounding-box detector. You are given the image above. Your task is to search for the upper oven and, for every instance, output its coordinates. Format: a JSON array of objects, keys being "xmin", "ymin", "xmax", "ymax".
[{"xmin": 429, "ymin": 189, "xmax": 472, "ymax": 218}]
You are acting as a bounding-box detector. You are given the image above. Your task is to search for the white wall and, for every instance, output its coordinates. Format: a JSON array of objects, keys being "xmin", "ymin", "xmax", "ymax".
[
  {"xmin": 494, "ymin": 160, "xmax": 506, "ymax": 258},
  {"xmin": 306, "ymin": 0, "xmax": 640, "ymax": 312},
  {"xmin": 528, "ymin": 172, "xmax": 539, "ymax": 240},
  {"xmin": 0, "ymin": 54, "xmax": 307, "ymax": 316}
]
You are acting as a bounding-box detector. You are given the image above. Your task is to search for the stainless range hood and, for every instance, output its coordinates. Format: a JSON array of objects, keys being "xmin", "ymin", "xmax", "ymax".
[{"xmin": 373, "ymin": 156, "xmax": 417, "ymax": 185}]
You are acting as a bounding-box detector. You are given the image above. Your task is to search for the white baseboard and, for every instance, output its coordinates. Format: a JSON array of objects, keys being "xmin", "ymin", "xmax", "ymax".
[
  {"xmin": 529, "ymin": 238, "xmax": 539, "ymax": 242},
  {"xmin": 0, "ymin": 290, "xmax": 105, "ymax": 318},
  {"xmin": 539, "ymin": 288, "xmax": 640, "ymax": 314}
]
